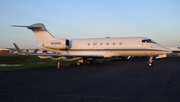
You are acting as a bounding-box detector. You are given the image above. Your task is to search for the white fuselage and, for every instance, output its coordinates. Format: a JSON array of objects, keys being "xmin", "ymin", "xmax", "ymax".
[{"xmin": 38, "ymin": 37, "xmax": 171, "ymax": 58}]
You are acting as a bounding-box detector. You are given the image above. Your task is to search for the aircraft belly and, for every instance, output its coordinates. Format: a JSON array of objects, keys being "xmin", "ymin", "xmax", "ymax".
[
  {"xmin": 59, "ymin": 50, "xmax": 155, "ymax": 57},
  {"xmin": 62, "ymin": 50, "xmax": 104, "ymax": 55}
]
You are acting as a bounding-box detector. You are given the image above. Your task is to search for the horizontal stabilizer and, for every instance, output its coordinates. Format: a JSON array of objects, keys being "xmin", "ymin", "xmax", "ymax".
[
  {"xmin": 12, "ymin": 23, "xmax": 54, "ymax": 43},
  {"xmin": 11, "ymin": 25, "xmax": 43, "ymax": 31},
  {"xmin": 11, "ymin": 25, "xmax": 29, "ymax": 27}
]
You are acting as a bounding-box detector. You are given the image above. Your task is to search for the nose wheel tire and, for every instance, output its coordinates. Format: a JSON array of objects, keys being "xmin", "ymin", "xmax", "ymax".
[
  {"xmin": 148, "ymin": 62, "xmax": 153, "ymax": 67},
  {"xmin": 148, "ymin": 56, "xmax": 153, "ymax": 67}
]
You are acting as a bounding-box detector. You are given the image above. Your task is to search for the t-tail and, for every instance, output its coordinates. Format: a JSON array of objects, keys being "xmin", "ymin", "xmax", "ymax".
[{"xmin": 12, "ymin": 23, "xmax": 54, "ymax": 44}]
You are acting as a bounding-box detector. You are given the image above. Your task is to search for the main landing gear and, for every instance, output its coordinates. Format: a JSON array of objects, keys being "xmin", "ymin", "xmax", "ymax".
[
  {"xmin": 148, "ymin": 56, "xmax": 153, "ymax": 67},
  {"xmin": 86, "ymin": 60, "xmax": 93, "ymax": 65},
  {"xmin": 76, "ymin": 59, "xmax": 93, "ymax": 65},
  {"xmin": 76, "ymin": 59, "xmax": 83, "ymax": 65}
]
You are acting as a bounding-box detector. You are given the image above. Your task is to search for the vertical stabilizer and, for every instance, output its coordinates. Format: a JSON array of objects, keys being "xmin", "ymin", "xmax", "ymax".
[
  {"xmin": 12, "ymin": 23, "xmax": 55, "ymax": 44},
  {"xmin": 13, "ymin": 43, "xmax": 22, "ymax": 53},
  {"xmin": 27, "ymin": 23, "xmax": 55, "ymax": 44}
]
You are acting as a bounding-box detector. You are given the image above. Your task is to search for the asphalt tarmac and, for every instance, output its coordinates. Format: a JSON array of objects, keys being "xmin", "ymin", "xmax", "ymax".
[{"xmin": 0, "ymin": 57, "xmax": 180, "ymax": 102}]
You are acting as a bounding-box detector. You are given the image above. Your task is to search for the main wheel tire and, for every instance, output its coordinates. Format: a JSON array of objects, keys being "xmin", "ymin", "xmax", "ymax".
[
  {"xmin": 87, "ymin": 60, "xmax": 92, "ymax": 64},
  {"xmin": 76, "ymin": 62, "xmax": 81, "ymax": 66}
]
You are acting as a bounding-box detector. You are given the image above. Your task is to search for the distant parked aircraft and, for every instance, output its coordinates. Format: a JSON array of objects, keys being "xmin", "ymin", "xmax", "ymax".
[
  {"xmin": 166, "ymin": 47, "xmax": 180, "ymax": 53},
  {"xmin": 13, "ymin": 43, "xmax": 39, "ymax": 54},
  {"xmin": 13, "ymin": 43, "xmax": 58, "ymax": 59}
]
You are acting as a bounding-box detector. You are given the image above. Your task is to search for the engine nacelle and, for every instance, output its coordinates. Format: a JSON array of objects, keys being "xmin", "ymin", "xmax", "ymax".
[{"xmin": 43, "ymin": 39, "xmax": 70, "ymax": 49}]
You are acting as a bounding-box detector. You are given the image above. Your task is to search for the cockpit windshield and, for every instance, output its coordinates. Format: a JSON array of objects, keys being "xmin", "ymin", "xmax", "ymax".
[{"xmin": 142, "ymin": 39, "xmax": 157, "ymax": 44}]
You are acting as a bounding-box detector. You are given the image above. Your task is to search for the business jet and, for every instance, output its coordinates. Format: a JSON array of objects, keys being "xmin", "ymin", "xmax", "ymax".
[
  {"xmin": 166, "ymin": 47, "xmax": 180, "ymax": 53},
  {"xmin": 12, "ymin": 23, "xmax": 172, "ymax": 67}
]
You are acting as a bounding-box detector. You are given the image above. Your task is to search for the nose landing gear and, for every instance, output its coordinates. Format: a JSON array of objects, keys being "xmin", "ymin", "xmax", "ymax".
[{"xmin": 148, "ymin": 56, "xmax": 153, "ymax": 67}]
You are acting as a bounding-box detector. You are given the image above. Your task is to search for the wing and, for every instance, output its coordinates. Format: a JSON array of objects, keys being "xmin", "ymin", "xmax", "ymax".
[{"xmin": 29, "ymin": 53, "xmax": 104, "ymax": 58}]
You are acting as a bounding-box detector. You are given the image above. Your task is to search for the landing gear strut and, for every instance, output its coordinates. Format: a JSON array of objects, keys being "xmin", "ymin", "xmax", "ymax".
[{"xmin": 148, "ymin": 56, "xmax": 153, "ymax": 67}]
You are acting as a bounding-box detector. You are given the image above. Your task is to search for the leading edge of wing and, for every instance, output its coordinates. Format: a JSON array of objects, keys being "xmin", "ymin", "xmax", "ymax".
[{"xmin": 29, "ymin": 53, "xmax": 104, "ymax": 58}]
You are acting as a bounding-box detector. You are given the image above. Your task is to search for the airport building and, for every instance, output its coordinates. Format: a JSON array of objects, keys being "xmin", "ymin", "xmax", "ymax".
[
  {"xmin": 0, "ymin": 48, "xmax": 16, "ymax": 54},
  {"xmin": 0, "ymin": 48, "xmax": 40, "ymax": 55}
]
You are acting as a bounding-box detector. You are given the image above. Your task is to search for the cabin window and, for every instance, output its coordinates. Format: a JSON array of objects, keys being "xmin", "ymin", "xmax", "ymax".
[
  {"xmin": 87, "ymin": 43, "xmax": 90, "ymax": 46},
  {"xmin": 119, "ymin": 42, "xmax": 122, "ymax": 45},
  {"xmin": 113, "ymin": 42, "xmax": 116, "ymax": 45},
  {"xmin": 100, "ymin": 43, "xmax": 103, "ymax": 46},
  {"xmin": 106, "ymin": 43, "xmax": 109, "ymax": 46}
]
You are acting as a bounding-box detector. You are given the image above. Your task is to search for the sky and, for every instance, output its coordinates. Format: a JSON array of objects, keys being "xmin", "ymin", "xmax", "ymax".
[{"xmin": 0, "ymin": 0, "xmax": 180, "ymax": 48}]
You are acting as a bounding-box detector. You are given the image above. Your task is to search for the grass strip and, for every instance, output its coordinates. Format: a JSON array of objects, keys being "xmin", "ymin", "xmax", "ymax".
[{"xmin": 0, "ymin": 55, "xmax": 76, "ymax": 71}]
